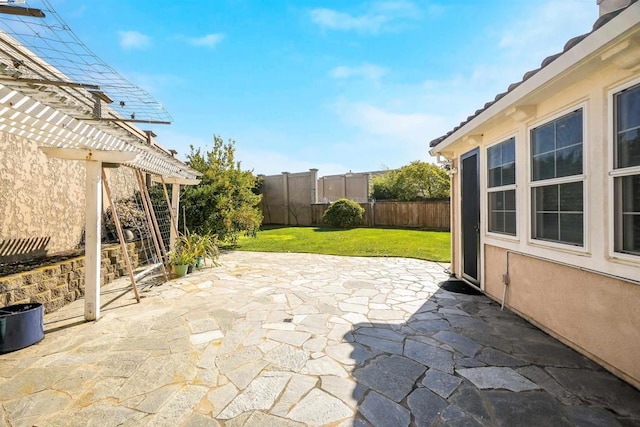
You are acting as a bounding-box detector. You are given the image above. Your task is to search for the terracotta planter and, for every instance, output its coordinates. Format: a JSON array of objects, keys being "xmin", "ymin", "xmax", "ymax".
[{"xmin": 0, "ymin": 303, "xmax": 44, "ymax": 353}]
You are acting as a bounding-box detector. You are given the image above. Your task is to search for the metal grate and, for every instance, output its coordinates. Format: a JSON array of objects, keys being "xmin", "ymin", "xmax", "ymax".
[{"xmin": 0, "ymin": 0, "xmax": 172, "ymax": 124}]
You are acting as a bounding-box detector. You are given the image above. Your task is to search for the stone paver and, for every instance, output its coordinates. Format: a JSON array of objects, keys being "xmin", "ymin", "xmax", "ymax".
[
  {"xmin": 422, "ymin": 369, "xmax": 462, "ymax": 398},
  {"xmin": 1, "ymin": 251, "xmax": 639, "ymax": 426},
  {"xmin": 457, "ymin": 367, "xmax": 539, "ymax": 392}
]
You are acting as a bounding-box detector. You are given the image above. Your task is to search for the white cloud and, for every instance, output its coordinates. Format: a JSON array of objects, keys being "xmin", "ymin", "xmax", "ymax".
[
  {"xmin": 337, "ymin": 102, "xmax": 444, "ymax": 140},
  {"xmin": 186, "ymin": 33, "xmax": 225, "ymax": 48},
  {"xmin": 310, "ymin": 1, "xmax": 420, "ymax": 33},
  {"xmin": 330, "ymin": 64, "xmax": 388, "ymax": 83},
  {"xmin": 333, "ymin": 101, "xmax": 447, "ymax": 153},
  {"xmin": 499, "ymin": 0, "xmax": 596, "ymax": 60},
  {"xmin": 117, "ymin": 31, "xmax": 151, "ymax": 50}
]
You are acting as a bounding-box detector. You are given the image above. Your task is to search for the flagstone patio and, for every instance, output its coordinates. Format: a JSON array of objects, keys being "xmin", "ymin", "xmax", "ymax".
[{"xmin": 1, "ymin": 251, "xmax": 639, "ymax": 426}]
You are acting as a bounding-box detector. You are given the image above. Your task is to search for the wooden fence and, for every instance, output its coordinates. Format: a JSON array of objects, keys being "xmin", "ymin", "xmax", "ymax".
[{"xmin": 309, "ymin": 200, "xmax": 450, "ymax": 230}]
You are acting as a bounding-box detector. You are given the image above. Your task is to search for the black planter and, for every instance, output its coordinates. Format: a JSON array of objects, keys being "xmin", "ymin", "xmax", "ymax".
[{"xmin": 0, "ymin": 303, "xmax": 44, "ymax": 353}]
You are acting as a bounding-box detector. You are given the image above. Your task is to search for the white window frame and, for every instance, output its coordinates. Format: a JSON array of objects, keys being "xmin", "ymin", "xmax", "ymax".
[
  {"xmin": 486, "ymin": 135, "xmax": 518, "ymax": 239},
  {"xmin": 527, "ymin": 104, "xmax": 589, "ymax": 253},
  {"xmin": 609, "ymin": 78, "xmax": 640, "ymax": 263}
]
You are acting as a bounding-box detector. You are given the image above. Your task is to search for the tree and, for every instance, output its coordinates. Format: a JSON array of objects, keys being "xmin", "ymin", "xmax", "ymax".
[
  {"xmin": 370, "ymin": 161, "xmax": 449, "ymax": 201},
  {"xmin": 401, "ymin": 161, "xmax": 450, "ymax": 199},
  {"xmin": 181, "ymin": 136, "xmax": 263, "ymax": 244}
]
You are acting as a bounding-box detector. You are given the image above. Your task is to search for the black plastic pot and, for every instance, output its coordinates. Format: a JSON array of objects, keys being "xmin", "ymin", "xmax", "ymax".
[{"xmin": 0, "ymin": 303, "xmax": 44, "ymax": 353}]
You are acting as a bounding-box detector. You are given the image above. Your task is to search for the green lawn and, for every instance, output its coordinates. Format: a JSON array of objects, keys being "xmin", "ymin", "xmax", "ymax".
[{"xmin": 231, "ymin": 226, "xmax": 451, "ymax": 262}]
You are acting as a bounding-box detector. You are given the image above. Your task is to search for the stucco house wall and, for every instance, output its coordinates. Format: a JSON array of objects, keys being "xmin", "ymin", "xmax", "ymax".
[
  {"xmin": 430, "ymin": 3, "xmax": 640, "ymax": 388},
  {"xmin": 0, "ymin": 131, "xmax": 139, "ymax": 264}
]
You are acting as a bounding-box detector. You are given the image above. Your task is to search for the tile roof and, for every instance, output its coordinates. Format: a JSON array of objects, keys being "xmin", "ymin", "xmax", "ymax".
[{"xmin": 429, "ymin": 1, "xmax": 637, "ymax": 148}]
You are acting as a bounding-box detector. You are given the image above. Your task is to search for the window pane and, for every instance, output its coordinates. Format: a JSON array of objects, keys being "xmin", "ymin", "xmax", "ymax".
[
  {"xmin": 622, "ymin": 214, "xmax": 640, "ymax": 255},
  {"xmin": 488, "ymin": 138, "xmax": 516, "ymax": 187},
  {"xmin": 504, "ymin": 190, "xmax": 516, "ymax": 210},
  {"xmin": 503, "ymin": 138, "xmax": 515, "ymax": 163},
  {"xmin": 502, "ymin": 162, "xmax": 516, "ymax": 185},
  {"xmin": 618, "ymin": 129, "xmax": 640, "ymax": 169},
  {"xmin": 534, "ymin": 184, "xmax": 583, "ymax": 246},
  {"xmin": 622, "ymin": 175, "xmax": 640, "ymax": 213},
  {"xmin": 488, "ymin": 145, "xmax": 501, "ymax": 169},
  {"xmin": 532, "ymin": 123, "xmax": 555, "ymax": 155},
  {"xmin": 490, "ymin": 192, "xmax": 504, "ymax": 210},
  {"xmin": 533, "ymin": 152, "xmax": 555, "ymax": 181},
  {"xmin": 505, "ymin": 212, "xmax": 517, "ymax": 235},
  {"xmin": 617, "ymin": 85, "xmax": 640, "ymax": 131},
  {"xmin": 532, "ymin": 110, "xmax": 582, "ymax": 181},
  {"xmin": 535, "ymin": 185, "xmax": 558, "ymax": 211},
  {"xmin": 556, "ymin": 145, "xmax": 583, "ymax": 177},
  {"xmin": 489, "ymin": 191, "xmax": 516, "ymax": 236},
  {"xmin": 556, "ymin": 112, "xmax": 582, "ymax": 148},
  {"xmin": 489, "ymin": 167, "xmax": 501, "ymax": 188},
  {"xmin": 536, "ymin": 213, "xmax": 559, "ymax": 241},
  {"xmin": 559, "ymin": 213, "xmax": 584, "ymax": 245},
  {"xmin": 621, "ymin": 175, "xmax": 640, "ymax": 255},
  {"xmin": 491, "ymin": 211, "xmax": 504, "ymax": 233},
  {"xmin": 559, "ymin": 182, "xmax": 583, "ymax": 212}
]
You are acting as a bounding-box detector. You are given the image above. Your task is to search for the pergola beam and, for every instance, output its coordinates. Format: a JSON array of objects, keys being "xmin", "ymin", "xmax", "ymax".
[
  {"xmin": 0, "ymin": 84, "xmax": 196, "ymax": 179},
  {"xmin": 151, "ymin": 176, "xmax": 201, "ymax": 185},
  {"xmin": 40, "ymin": 147, "xmax": 137, "ymax": 163}
]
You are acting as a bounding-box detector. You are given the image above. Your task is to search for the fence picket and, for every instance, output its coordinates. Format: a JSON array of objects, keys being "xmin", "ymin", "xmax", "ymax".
[{"xmin": 266, "ymin": 201, "xmax": 450, "ymax": 230}]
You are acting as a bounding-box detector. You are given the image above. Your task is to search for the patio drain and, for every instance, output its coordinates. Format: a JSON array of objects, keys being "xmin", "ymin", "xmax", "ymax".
[{"xmin": 283, "ymin": 318, "xmax": 293, "ymax": 323}]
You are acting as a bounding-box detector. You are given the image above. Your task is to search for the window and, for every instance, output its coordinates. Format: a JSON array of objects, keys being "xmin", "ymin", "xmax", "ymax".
[
  {"xmin": 530, "ymin": 110, "xmax": 584, "ymax": 246},
  {"xmin": 614, "ymin": 84, "xmax": 640, "ymax": 255},
  {"xmin": 487, "ymin": 137, "xmax": 516, "ymax": 235}
]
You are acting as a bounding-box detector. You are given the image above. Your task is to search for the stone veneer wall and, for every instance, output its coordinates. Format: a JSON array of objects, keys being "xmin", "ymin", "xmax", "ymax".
[{"xmin": 0, "ymin": 242, "xmax": 144, "ymax": 313}]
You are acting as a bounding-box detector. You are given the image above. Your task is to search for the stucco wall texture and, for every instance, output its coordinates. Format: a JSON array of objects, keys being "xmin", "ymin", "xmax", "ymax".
[
  {"xmin": 0, "ymin": 132, "xmax": 138, "ymax": 262},
  {"xmin": 317, "ymin": 173, "xmax": 369, "ymax": 203},
  {"xmin": 484, "ymin": 245, "xmax": 640, "ymax": 389},
  {"xmin": 260, "ymin": 170, "xmax": 317, "ymax": 225}
]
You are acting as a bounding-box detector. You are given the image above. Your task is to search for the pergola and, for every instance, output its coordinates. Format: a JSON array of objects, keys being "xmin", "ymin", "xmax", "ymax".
[{"xmin": 0, "ymin": 2, "xmax": 201, "ymax": 320}]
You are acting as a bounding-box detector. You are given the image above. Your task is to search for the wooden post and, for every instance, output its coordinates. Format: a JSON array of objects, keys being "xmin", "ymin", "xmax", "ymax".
[
  {"xmin": 160, "ymin": 176, "xmax": 179, "ymax": 250},
  {"xmin": 39, "ymin": 148, "xmax": 138, "ymax": 322},
  {"xmin": 138, "ymin": 171, "xmax": 168, "ymax": 261},
  {"xmin": 102, "ymin": 169, "xmax": 140, "ymax": 303},
  {"xmin": 84, "ymin": 160, "xmax": 102, "ymax": 321},
  {"xmin": 135, "ymin": 170, "xmax": 169, "ymax": 281}
]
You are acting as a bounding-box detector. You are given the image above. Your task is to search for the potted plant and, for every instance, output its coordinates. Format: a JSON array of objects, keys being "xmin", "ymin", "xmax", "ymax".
[
  {"xmin": 188, "ymin": 232, "xmax": 220, "ymax": 268},
  {"xmin": 168, "ymin": 243, "xmax": 195, "ymax": 277}
]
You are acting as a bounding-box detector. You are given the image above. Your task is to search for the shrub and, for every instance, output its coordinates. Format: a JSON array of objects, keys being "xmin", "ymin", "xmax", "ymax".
[{"xmin": 322, "ymin": 199, "xmax": 365, "ymax": 228}]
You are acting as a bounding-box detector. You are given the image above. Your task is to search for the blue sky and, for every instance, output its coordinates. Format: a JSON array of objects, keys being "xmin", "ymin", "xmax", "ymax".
[{"xmin": 51, "ymin": 0, "xmax": 598, "ymax": 177}]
